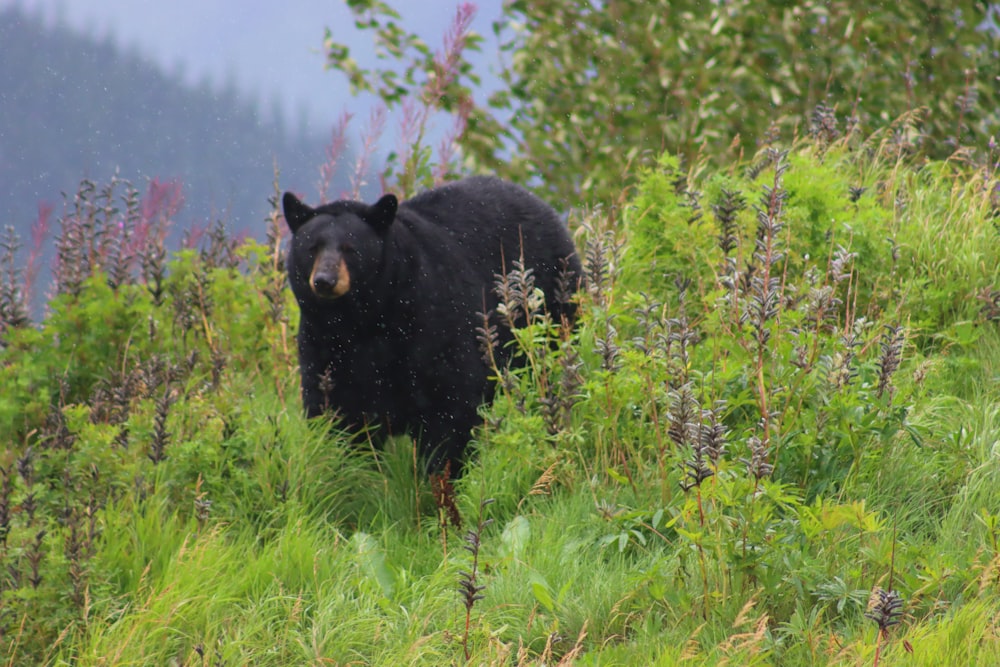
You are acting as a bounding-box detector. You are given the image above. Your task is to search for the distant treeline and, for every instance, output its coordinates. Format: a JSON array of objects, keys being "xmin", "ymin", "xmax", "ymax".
[{"xmin": 0, "ymin": 5, "xmax": 342, "ymax": 244}]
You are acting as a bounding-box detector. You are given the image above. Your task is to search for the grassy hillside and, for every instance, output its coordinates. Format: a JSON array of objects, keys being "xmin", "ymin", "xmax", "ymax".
[{"xmin": 1, "ymin": 129, "xmax": 999, "ymax": 665}]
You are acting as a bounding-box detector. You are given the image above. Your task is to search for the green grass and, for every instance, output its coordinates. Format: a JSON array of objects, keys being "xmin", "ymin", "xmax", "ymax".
[{"xmin": 2, "ymin": 135, "xmax": 999, "ymax": 665}]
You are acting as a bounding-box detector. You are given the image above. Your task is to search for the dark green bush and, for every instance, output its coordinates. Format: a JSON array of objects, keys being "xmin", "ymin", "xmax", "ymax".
[{"xmin": 328, "ymin": 0, "xmax": 1000, "ymax": 205}]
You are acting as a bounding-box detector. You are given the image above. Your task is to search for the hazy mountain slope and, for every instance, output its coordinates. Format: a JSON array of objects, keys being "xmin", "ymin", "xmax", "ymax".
[{"xmin": 0, "ymin": 6, "xmax": 334, "ymax": 239}]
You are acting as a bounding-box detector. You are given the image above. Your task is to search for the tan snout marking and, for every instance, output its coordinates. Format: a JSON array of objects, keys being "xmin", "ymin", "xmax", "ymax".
[
  {"xmin": 310, "ymin": 257, "xmax": 351, "ymax": 298},
  {"xmin": 333, "ymin": 260, "xmax": 350, "ymax": 296}
]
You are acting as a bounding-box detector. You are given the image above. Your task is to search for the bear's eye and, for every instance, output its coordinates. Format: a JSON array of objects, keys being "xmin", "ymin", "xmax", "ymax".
[{"xmin": 340, "ymin": 242, "xmax": 355, "ymax": 254}]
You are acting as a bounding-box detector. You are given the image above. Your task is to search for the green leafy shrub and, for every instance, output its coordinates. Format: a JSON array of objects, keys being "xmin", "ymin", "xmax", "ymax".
[{"xmin": 328, "ymin": 0, "xmax": 1000, "ymax": 206}]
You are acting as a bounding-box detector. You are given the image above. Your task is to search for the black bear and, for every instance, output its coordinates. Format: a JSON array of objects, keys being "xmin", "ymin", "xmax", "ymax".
[{"xmin": 283, "ymin": 176, "xmax": 581, "ymax": 474}]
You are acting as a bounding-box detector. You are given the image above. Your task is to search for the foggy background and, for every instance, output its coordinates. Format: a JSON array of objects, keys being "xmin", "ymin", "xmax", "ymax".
[{"xmin": 1, "ymin": 0, "xmax": 503, "ymax": 241}]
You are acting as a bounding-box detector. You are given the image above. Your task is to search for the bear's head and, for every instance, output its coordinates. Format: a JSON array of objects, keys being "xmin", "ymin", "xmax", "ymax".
[{"xmin": 282, "ymin": 191, "xmax": 398, "ymax": 304}]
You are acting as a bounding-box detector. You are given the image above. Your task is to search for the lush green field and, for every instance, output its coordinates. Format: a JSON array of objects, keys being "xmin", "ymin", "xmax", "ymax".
[{"xmin": 2, "ymin": 129, "xmax": 999, "ymax": 665}]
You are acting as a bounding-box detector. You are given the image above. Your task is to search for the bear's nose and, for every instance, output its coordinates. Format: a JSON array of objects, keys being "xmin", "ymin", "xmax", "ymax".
[{"xmin": 312, "ymin": 273, "xmax": 338, "ymax": 295}]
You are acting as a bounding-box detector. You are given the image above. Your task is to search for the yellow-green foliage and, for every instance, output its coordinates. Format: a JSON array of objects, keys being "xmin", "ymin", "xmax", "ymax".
[{"xmin": 620, "ymin": 142, "xmax": 999, "ymax": 341}]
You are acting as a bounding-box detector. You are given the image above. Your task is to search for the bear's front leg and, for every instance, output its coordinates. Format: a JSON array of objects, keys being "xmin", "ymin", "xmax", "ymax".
[{"xmin": 295, "ymin": 323, "xmax": 335, "ymax": 419}]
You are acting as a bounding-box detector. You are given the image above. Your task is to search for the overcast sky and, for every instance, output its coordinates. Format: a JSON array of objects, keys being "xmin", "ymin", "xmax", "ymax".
[{"xmin": 5, "ymin": 0, "xmax": 504, "ymax": 135}]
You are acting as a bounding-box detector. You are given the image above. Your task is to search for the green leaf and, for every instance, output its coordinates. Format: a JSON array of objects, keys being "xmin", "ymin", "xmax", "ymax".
[
  {"xmin": 606, "ymin": 467, "xmax": 630, "ymax": 485},
  {"xmin": 501, "ymin": 515, "xmax": 531, "ymax": 560},
  {"xmin": 531, "ymin": 577, "xmax": 555, "ymax": 613},
  {"xmin": 351, "ymin": 532, "xmax": 395, "ymax": 599}
]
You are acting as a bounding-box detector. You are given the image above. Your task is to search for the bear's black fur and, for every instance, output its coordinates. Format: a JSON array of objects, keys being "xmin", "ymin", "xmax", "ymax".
[{"xmin": 283, "ymin": 176, "xmax": 581, "ymax": 474}]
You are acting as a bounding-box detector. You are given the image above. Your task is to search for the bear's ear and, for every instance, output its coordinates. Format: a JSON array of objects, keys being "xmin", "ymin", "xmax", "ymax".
[
  {"xmin": 282, "ymin": 192, "xmax": 314, "ymax": 234},
  {"xmin": 365, "ymin": 194, "xmax": 398, "ymax": 233}
]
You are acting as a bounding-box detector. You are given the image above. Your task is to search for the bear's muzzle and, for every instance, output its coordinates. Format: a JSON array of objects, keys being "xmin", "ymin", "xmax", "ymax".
[{"xmin": 310, "ymin": 256, "xmax": 351, "ymax": 299}]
